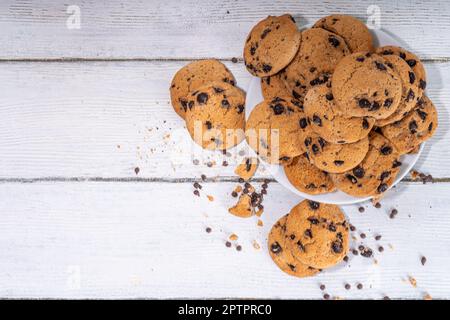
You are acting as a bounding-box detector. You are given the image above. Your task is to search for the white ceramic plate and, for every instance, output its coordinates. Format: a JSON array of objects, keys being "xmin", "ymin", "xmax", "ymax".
[{"xmin": 245, "ymin": 25, "xmax": 424, "ymax": 205}]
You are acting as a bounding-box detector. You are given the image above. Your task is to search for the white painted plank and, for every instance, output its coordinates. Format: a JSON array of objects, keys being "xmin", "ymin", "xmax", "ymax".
[
  {"xmin": 1, "ymin": 0, "xmax": 450, "ymax": 59},
  {"xmin": 0, "ymin": 181, "xmax": 448, "ymax": 299},
  {"xmin": 0, "ymin": 60, "xmax": 448, "ymax": 179}
]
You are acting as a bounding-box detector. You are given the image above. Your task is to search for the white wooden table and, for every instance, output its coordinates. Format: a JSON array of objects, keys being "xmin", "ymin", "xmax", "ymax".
[{"xmin": 1, "ymin": 0, "xmax": 449, "ymax": 299}]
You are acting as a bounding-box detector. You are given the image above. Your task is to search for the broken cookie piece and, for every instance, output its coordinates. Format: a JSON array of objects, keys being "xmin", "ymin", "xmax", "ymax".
[
  {"xmin": 229, "ymin": 193, "xmax": 254, "ymax": 218},
  {"xmin": 234, "ymin": 157, "xmax": 259, "ymax": 181}
]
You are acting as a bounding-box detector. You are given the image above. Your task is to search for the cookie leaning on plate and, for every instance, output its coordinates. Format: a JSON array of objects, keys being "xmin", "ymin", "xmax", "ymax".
[
  {"xmin": 284, "ymin": 28, "xmax": 350, "ymax": 101},
  {"xmin": 284, "ymin": 153, "xmax": 336, "ymax": 195},
  {"xmin": 245, "ymin": 97, "xmax": 309, "ymax": 164},
  {"xmin": 244, "ymin": 14, "xmax": 301, "ymax": 77},
  {"xmin": 185, "ymin": 81, "xmax": 246, "ymax": 151},
  {"xmin": 170, "ymin": 59, "xmax": 236, "ymax": 119},
  {"xmin": 330, "ymin": 132, "xmax": 401, "ymax": 197},
  {"xmin": 332, "ymin": 52, "xmax": 403, "ymax": 120},
  {"xmin": 313, "ymin": 14, "xmax": 374, "ymax": 53},
  {"xmin": 285, "ymin": 200, "xmax": 349, "ymax": 269},
  {"xmin": 304, "ymin": 83, "xmax": 375, "ymax": 144}
]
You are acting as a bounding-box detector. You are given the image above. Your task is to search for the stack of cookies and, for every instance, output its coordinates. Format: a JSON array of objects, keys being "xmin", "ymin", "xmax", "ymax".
[
  {"xmin": 244, "ymin": 14, "xmax": 438, "ymax": 198},
  {"xmin": 268, "ymin": 200, "xmax": 349, "ymax": 277},
  {"xmin": 170, "ymin": 59, "xmax": 246, "ymax": 151}
]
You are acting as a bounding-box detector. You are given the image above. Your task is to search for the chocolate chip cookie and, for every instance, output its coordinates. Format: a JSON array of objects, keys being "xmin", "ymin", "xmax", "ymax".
[
  {"xmin": 330, "ymin": 132, "xmax": 401, "ymax": 197},
  {"xmin": 376, "ymin": 55, "xmax": 421, "ymax": 127},
  {"xmin": 381, "ymin": 96, "xmax": 438, "ymax": 154},
  {"xmin": 376, "ymin": 46, "xmax": 427, "ymax": 97},
  {"xmin": 304, "ymin": 83, "xmax": 375, "ymax": 143},
  {"xmin": 170, "ymin": 59, "xmax": 236, "ymax": 119},
  {"xmin": 285, "ymin": 200, "xmax": 349, "ymax": 269},
  {"xmin": 332, "ymin": 52, "xmax": 403, "ymax": 120},
  {"xmin": 305, "ymin": 133, "xmax": 369, "ymax": 174},
  {"xmin": 244, "ymin": 14, "xmax": 301, "ymax": 77},
  {"xmin": 268, "ymin": 214, "xmax": 320, "ymax": 278},
  {"xmin": 284, "ymin": 153, "xmax": 336, "ymax": 195},
  {"xmin": 185, "ymin": 81, "xmax": 245, "ymax": 150},
  {"xmin": 284, "ymin": 28, "xmax": 350, "ymax": 101},
  {"xmin": 261, "ymin": 70, "xmax": 292, "ymax": 101},
  {"xmin": 245, "ymin": 97, "xmax": 309, "ymax": 164},
  {"xmin": 313, "ymin": 14, "xmax": 374, "ymax": 53}
]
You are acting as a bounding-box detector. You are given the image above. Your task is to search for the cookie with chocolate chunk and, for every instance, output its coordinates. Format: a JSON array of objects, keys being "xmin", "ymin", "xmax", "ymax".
[
  {"xmin": 376, "ymin": 46, "xmax": 427, "ymax": 98},
  {"xmin": 376, "ymin": 55, "xmax": 421, "ymax": 127},
  {"xmin": 261, "ymin": 70, "xmax": 292, "ymax": 101},
  {"xmin": 268, "ymin": 214, "xmax": 320, "ymax": 278},
  {"xmin": 244, "ymin": 14, "xmax": 301, "ymax": 77},
  {"xmin": 245, "ymin": 97, "xmax": 309, "ymax": 164},
  {"xmin": 185, "ymin": 81, "xmax": 245, "ymax": 150},
  {"xmin": 332, "ymin": 52, "xmax": 403, "ymax": 120},
  {"xmin": 284, "ymin": 28, "xmax": 350, "ymax": 102},
  {"xmin": 381, "ymin": 96, "xmax": 438, "ymax": 154},
  {"xmin": 304, "ymin": 83, "xmax": 375, "ymax": 143},
  {"xmin": 170, "ymin": 59, "xmax": 236, "ymax": 119},
  {"xmin": 330, "ymin": 132, "xmax": 401, "ymax": 197},
  {"xmin": 284, "ymin": 153, "xmax": 336, "ymax": 195},
  {"xmin": 285, "ymin": 200, "xmax": 349, "ymax": 269},
  {"xmin": 305, "ymin": 133, "xmax": 369, "ymax": 174},
  {"xmin": 313, "ymin": 14, "xmax": 374, "ymax": 53}
]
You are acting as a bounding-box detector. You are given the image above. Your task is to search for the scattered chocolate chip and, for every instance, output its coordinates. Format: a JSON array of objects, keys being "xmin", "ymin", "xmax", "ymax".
[
  {"xmin": 320, "ymin": 284, "xmax": 326, "ymax": 291},
  {"xmin": 383, "ymin": 296, "xmax": 390, "ymax": 300},
  {"xmin": 389, "ymin": 208, "xmax": 398, "ymax": 219},
  {"xmin": 360, "ymin": 247, "xmax": 373, "ymax": 258},
  {"xmin": 205, "ymin": 227, "xmax": 212, "ymax": 233},
  {"xmin": 375, "ymin": 235, "xmax": 382, "ymax": 241},
  {"xmin": 231, "ymin": 191, "xmax": 238, "ymax": 198},
  {"xmin": 350, "ymin": 225, "xmax": 356, "ymax": 232},
  {"xmin": 201, "ymin": 174, "xmax": 207, "ymax": 181},
  {"xmin": 193, "ymin": 182, "xmax": 202, "ymax": 189},
  {"xmin": 360, "ymin": 233, "xmax": 366, "ymax": 239},
  {"xmin": 225, "ymin": 241, "xmax": 232, "ymax": 248},
  {"xmin": 357, "ymin": 283, "xmax": 363, "ymax": 290},
  {"xmin": 134, "ymin": 167, "xmax": 140, "ymax": 175},
  {"xmin": 343, "ymin": 256, "xmax": 349, "ymax": 262},
  {"xmin": 345, "ymin": 283, "xmax": 351, "ymax": 290},
  {"xmin": 193, "ymin": 190, "xmax": 200, "ymax": 197},
  {"xmin": 323, "ymin": 293, "xmax": 330, "ymax": 300},
  {"xmin": 352, "ymin": 249, "xmax": 359, "ymax": 256},
  {"xmin": 421, "ymin": 256, "xmax": 427, "ymax": 266},
  {"xmin": 378, "ymin": 246, "xmax": 384, "ymax": 252},
  {"xmin": 374, "ymin": 202, "xmax": 381, "ymax": 209},
  {"xmin": 358, "ymin": 207, "xmax": 365, "ymax": 213},
  {"xmin": 231, "ymin": 57, "xmax": 238, "ymax": 63}
]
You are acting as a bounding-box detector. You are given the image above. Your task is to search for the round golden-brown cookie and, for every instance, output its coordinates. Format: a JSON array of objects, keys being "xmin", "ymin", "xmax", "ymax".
[
  {"xmin": 376, "ymin": 55, "xmax": 421, "ymax": 127},
  {"xmin": 185, "ymin": 81, "xmax": 245, "ymax": 151},
  {"xmin": 268, "ymin": 214, "xmax": 320, "ymax": 278},
  {"xmin": 284, "ymin": 153, "xmax": 336, "ymax": 195},
  {"xmin": 285, "ymin": 200, "xmax": 349, "ymax": 269},
  {"xmin": 313, "ymin": 14, "xmax": 374, "ymax": 53},
  {"xmin": 332, "ymin": 52, "xmax": 403, "ymax": 120},
  {"xmin": 381, "ymin": 96, "xmax": 438, "ymax": 154},
  {"xmin": 245, "ymin": 97, "xmax": 309, "ymax": 164},
  {"xmin": 261, "ymin": 70, "xmax": 292, "ymax": 101},
  {"xmin": 170, "ymin": 59, "xmax": 236, "ymax": 119},
  {"xmin": 284, "ymin": 28, "xmax": 350, "ymax": 101},
  {"xmin": 305, "ymin": 133, "xmax": 369, "ymax": 174},
  {"xmin": 330, "ymin": 132, "xmax": 401, "ymax": 197},
  {"xmin": 304, "ymin": 83, "xmax": 375, "ymax": 143},
  {"xmin": 376, "ymin": 46, "xmax": 427, "ymax": 97},
  {"xmin": 244, "ymin": 14, "xmax": 301, "ymax": 77}
]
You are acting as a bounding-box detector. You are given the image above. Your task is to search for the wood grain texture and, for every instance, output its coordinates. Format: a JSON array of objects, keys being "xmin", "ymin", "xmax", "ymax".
[
  {"xmin": 0, "ymin": 60, "xmax": 447, "ymax": 179},
  {"xmin": 1, "ymin": 0, "xmax": 450, "ymax": 59},
  {"xmin": 0, "ymin": 181, "xmax": 448, "ymax": 299}
]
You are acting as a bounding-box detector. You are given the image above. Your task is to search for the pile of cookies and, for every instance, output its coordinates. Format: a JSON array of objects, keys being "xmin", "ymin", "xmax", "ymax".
[
  {"xmin": 170, "ymin": 59, "xmax": 246, "ymax": 151},
  {"xmin": 244, "ymin": 14, "xmax": 438, "ymax": 198},
  {"xmin": 269, "ymin": 200, "xmax": 348, "ymax": 277}
]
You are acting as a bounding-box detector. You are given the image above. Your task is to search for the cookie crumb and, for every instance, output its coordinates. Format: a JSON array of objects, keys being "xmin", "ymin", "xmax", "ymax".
[
  {"xmin": 252, "ymin": 240, "xmax": 261, "ymax": 250},
  {"xmin": 207, "ymin": 195, "xmax": 214, "ymax": 202},
  {"xmin": 229, "ymin": 233, "xmax": 238, "ymax": 241},
  {"xmin": 255, "ymin": 207, "xmax": 264, "ymax": 217},
  {"xmin": 235, "ymin": 157, "xmax": 259, "ymax": 181},
  {"xmin": 257, "ymin": 219, "xmax": 263, "ymax": 227},
  {"xmin": 423, "ymin": 293, "xmax": 432, "ymax": 300},
  {"xmin": 408, "ymin": 276, "xmax": 417, "ymax": 288}
]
